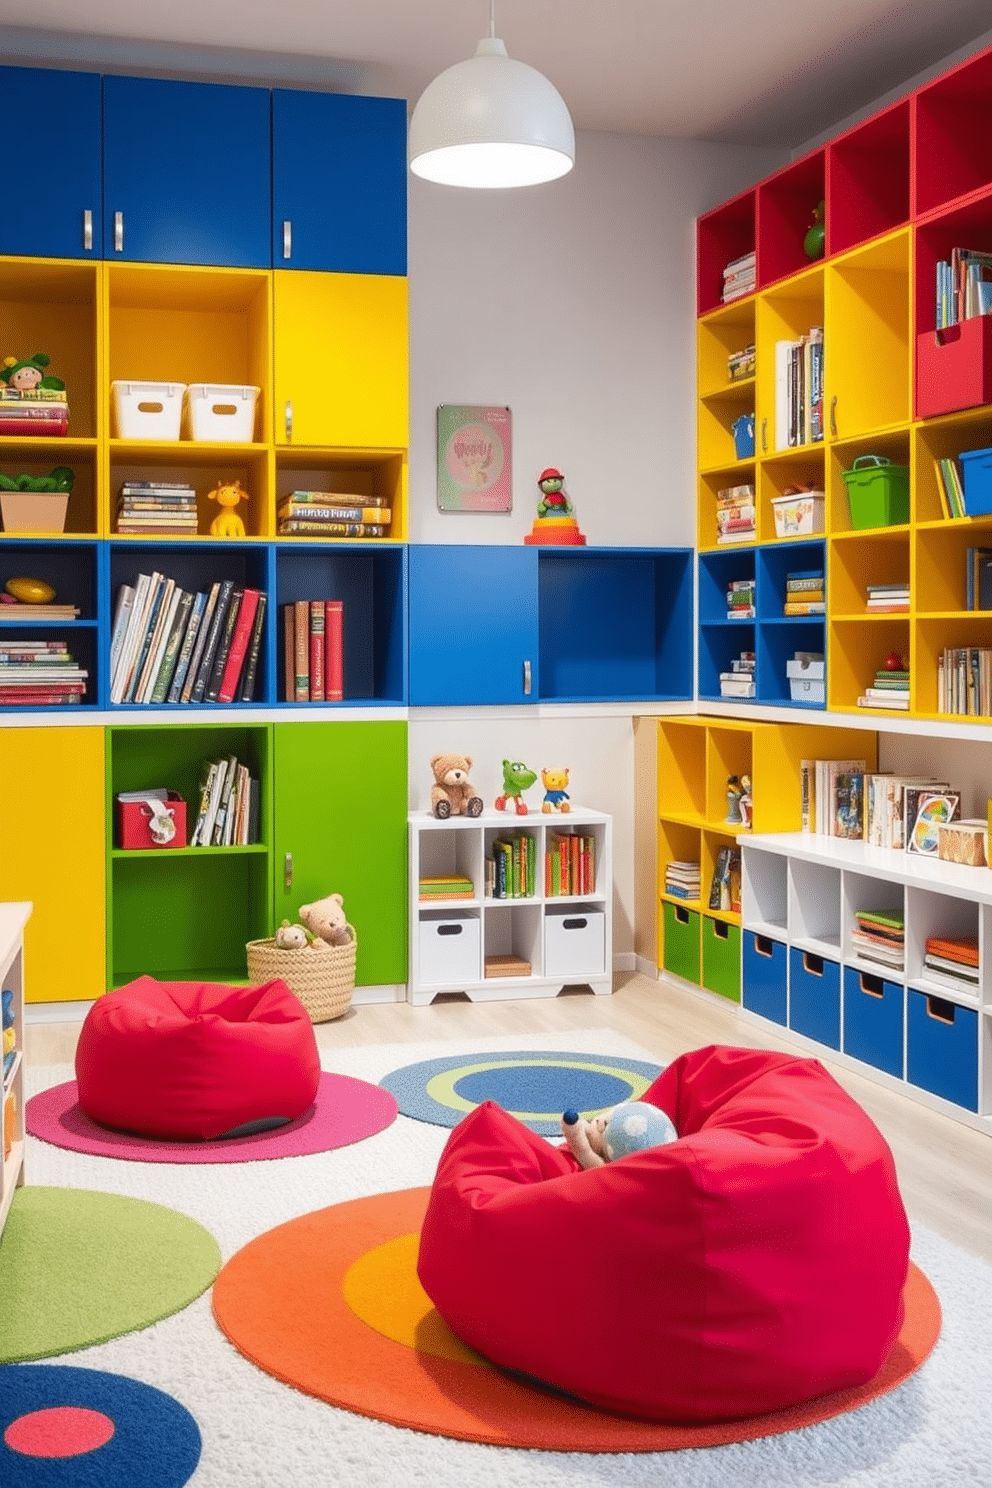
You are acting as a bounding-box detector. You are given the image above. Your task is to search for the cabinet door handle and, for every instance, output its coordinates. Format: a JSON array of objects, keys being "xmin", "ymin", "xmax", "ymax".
[
  {"xmin": 284, "ymin": 852, "xmax": 293, "ymax": 889},
  {"xmin": 523, "ymin": 659, "xmax": 532, "ymax": 695},
  {"xmin": 830, "ymin": 394, "xmax": 838, "ymax": 437},
  {"xmin": 83, "ymin": 210, "xmax": 93, "ymax": 251},
  {"xmin": 114, "ymin": 211, "xmax": 124, "ymax": 253},
  {"xmin": 283, "ymin": 220, "xmax": 292, "ymax": 260},
  {"xmin": 761, "ymin": 416, "xmax": 767, "ymax": 453},
  {"xmin": 284, "ymin": 400, "xmax": 293, "ymax": 442}
]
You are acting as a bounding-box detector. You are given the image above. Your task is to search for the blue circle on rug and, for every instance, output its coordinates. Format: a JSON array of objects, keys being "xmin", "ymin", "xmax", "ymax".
[
  {"xmin": 379, "ymin": 1051, "xmax": 662, "ymax": 1135},
  {"xmin": 0, "ymin": 1364, "xmax": 200, "ymax": 1486}
]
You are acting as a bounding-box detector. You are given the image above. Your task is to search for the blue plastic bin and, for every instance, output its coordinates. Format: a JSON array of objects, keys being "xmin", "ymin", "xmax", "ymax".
[
  {"xmin": 906, "ymin": 990, "xmax": 978, "ymax": 1111},
  {"xmin": 742, "ymin": 931, "xmax": 787, "ymax": 1025},
  {"xmin": 788, "ymin": 947, "xmax": 840, "ymax": 1050},
  {"xmin": 843, "ymin": 966, "xmax": 904, "ymax": 1079},
  {"xmin": 958, "ymin": 446, "xmax": 992, "ymax": 517}
]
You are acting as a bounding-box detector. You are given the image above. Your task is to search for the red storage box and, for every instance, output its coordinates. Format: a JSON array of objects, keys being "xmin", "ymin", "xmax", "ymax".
[
  {"xmin": 117, "ymin": 792, "xmax": 187, "ymax": 849},
  {"xmin": 916, "ymin": 316, "xmax": 992, "ymax": 418}
]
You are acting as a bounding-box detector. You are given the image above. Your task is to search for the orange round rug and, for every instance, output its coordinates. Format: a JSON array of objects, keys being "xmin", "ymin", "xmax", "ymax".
[{"xmin": 212, "ymin": 1187, "xmax": 941, "ymax": 1452}]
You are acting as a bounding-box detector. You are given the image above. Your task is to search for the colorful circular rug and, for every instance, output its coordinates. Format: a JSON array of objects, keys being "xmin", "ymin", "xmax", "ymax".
[
  {"xmin": 26, "ymin": 1072, "xmax": 397, "ymax": 1163},
  {"xmin": 0, "ymin": 1187, "xmax": 220, "ymax": 1363},
  {"xmin": 1, "ymin": 1364, "xmax": 200, "ymax": 1486},
  {"xmin": 212, "ymin": 1186, "xmax": 941, "ymax": 1451},
  {"xmin": 378, "ymin": 1050, "xmax": 661, "ymax": 1134}
]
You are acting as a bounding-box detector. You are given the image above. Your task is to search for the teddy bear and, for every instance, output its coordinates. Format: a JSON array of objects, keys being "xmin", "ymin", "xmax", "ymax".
[
  {"xmin": 561, "ymin": 1100, "xmax": 678, "ymax": 1169},
  {"xmin": 430, "ymin": 753, "xmax": 484, "ymax": 819},
  {"xmin": 298, "ymin": 892, "xmax": 352, "ymax": 947},
  {"xmin": 541, "ymin": 766, "xmax": 571, "ymax": 813}
]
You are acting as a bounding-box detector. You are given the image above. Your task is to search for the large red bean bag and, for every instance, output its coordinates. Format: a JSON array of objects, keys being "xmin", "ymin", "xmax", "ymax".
[
  {"xmin": 418, "ymin": 1044, "xmax": 911, "ymax": 1422},
  {"xmin": 75, "ymin": 976, "xmax": 321, "ymax": 1140}
]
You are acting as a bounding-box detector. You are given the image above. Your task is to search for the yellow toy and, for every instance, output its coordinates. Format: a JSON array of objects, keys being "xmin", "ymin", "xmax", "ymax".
[
  {"xmin": 541, "ymin": 766, "xmax": 571, "ymax": 813},
  {"xmin": 208, "ymin": 478, "xmax": 249, "ymax": 538}
]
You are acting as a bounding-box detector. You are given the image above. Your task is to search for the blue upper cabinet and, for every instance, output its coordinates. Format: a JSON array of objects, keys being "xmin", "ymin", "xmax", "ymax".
[
  {"xmin": 272, "ymin": 90, "xmax": 408, "ymax": 275},
  {"xmin": 103, "ymin": 76, "xmax": 271, "ymax": 267},
  {"xmin": 410, "ymin": 546, "xmax": 538, "ymax": 705},
  {"xmin": 0, "ymin": 67, "xmax": 103, "ymax": 259}
]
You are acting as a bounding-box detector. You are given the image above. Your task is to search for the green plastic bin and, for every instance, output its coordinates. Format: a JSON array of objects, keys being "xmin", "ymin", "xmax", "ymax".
[
  {"xmin": 842, "ymin": 454, "xmax": 910, "ymax": 529},
  {"xmin": 663, "ymin": 901, "xmax": 700, "ymax": 984},
  {"xmin": 701, "ymin": 915, "xmax": 741, "ymax": 1002}
]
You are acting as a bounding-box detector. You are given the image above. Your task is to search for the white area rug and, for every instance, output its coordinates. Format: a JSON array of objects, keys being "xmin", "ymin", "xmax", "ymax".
[{"xmin": 22, "ymin": 1029, "xmax": 992, "ymax": 1487}]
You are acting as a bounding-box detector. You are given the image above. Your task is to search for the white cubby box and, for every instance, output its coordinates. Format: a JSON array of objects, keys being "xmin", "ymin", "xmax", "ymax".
[
  {"xmin": 408, "ymin": 808, "xmax": 612, "ymax": 1005},
  {"xmin": 740, "ymin": 834, "xmax": 992, "ymax": 1133}
]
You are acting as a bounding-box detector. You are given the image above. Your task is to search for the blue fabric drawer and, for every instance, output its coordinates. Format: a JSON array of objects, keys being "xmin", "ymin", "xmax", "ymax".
[
  {"xmin": 788, "ymin": 948, "xmax": 840, "ymax": 1051},
  {"xmin": 843, "ymin": 966, "xmax": 904, "ymax": 1079},
  {"xmin": 742, "ymin": 931, "xmax": 787, "ymax": 1026},
  {"xmin": 907, "ymin": 990, "xmax": 978, "ymax": 1112}
]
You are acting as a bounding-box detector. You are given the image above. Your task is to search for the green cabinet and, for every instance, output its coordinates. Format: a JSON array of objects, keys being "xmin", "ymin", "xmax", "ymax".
[{"xmin": 274, "ymin": 720, "xmax": 408, "ymax": 987}]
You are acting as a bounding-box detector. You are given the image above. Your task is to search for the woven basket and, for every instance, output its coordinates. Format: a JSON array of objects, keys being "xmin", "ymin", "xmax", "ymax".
[{"xmin": 246, "ymin": 927, "xmax": 357, "ymax": 1023}]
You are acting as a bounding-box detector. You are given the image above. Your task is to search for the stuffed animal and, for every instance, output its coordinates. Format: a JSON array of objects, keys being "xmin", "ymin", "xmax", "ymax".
[
  {"xmin": 207, "ymin": 478, "xmax": 249, "ymax": 538},
  {"xmin": 494, "ymin": 758, "xmax": 537, "ymax": 815},
  {"xmin": 273, "ymin": 919, "xmax": 313, "ymax": 950},
  {"xmin": 1, "ymin": 352, "xmax": 65, "ymax": 395},
  {"xmin": 541, "ymin": 766, "xmax": 571, "ymax": 813},
  {"xmin": 561, "ymin": 1100, "xmax": 678, "ymax": 1169},
  {"xmin": 430, "ymin": 753, "xmax": 484, "ymax": 819},
  {"xmin": 298, "ymin": 892, "xmax": 352, "ymax": 947}
]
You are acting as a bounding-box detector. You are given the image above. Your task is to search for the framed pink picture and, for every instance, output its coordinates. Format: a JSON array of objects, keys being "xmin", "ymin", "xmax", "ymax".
[{"xmin": 437, "ymin": 404, "xmax": 512, "ymax": 512}]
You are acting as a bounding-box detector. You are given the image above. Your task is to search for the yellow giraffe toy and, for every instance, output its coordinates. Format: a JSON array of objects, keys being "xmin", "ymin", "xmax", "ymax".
[{"xmin": 208, "ymin": 478, "xmax": 249, "ymax": 537}]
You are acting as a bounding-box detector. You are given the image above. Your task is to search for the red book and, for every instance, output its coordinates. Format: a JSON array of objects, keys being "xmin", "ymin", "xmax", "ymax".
[
  {"xmin": 216, "ymin": 587, "xmax": 261, "ymax": 703},
  {"xmin": 324, "ymin": 599, "xmax": 343, "ymax": 701},
  {"xmin": 309, "ymin": 601, "xmax": 325, "ymax": 702}
]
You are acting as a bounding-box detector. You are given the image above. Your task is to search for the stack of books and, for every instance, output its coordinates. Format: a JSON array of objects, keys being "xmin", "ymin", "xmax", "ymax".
[
  {"xmin": 866, "ymin": 581, "xmax": 910, "ymax": 613},
  {"xmin": 798, "ymin": 757, "xmax": 868, "ymax": 836},
  {"xmin": 419, "ymin": 874, "xmax": 474, "ymax": 901},
  {"xmin": 774, "ymin": 329, "xmax": 824, "ymax": 449},
  {"xmin": 727, "ymin": 343, "xmax": 755, "ymax": 381},
  {"xmin": 115, "ymin": 481, "xmax": 198, "ymax": 536},
  {"xmin": 715, "ymin": 483, "xmax": 755, "ymax": 544},
  {"xmin": 276, "ymin": 491, "xmax": 390, "ymax": 539},
  {"xmin": 851, "ymin": 910, "xmax": 904, "ymax": 971},
  {"xmin": 860, "ymin": 775, "xmax": 956, "ymax": 850},
  {"xmin": 0, "ymin": 388, "xmax": 69, "ymax": 437},
  {"xmin": 484, "ymin": 953, "xmax": 531, "ymax": 979},
  {"xmin": 190, "ymin": 753, "xmax": 259, "ymax": 846},
  {"xmin": 545, "ymin": 830, "xmax": 596, "ymax": 897},
  {"xmin": 934, "ymin": 456, "xmax": 965, "ymax": 517},
  {"xmin": 721, "ymin": 251, "xmax": 755, "ymax": 303},
  {"xmin": 0, "ymin": 638, "xmax": 88, "ymax": 706},
  {"xmin": 725, "ymin": 578, "xmax": 755, "ymax": 619},
  {"xmin": 934, "ymin": 246, "xmax": 992, "ymax": 329},
  {"xmin": 664, "ymin": 860, "xmax": 700, "ymax": 901},
  {"xmin": 923, "ymin": 935, "xmax": 979, "ymax": 993},
  {"xmin": 719, "ymin": 651, "xmax": 755, "ymax": 699},
  {"xmin": 783, "ymin": 568, "xmax": 824, "ymax": 616},
  {"xmin": 282, "ymin": 599, "xmax": 344, "ymax": 702},
  {"xmin": 0, "ymin": 600, "xmax": 80, "ymax": 622},
  {"xmin": 859, "ymin": 666, "xmax": 910, "ymax": 710},
  {"xmin": 110, "ymin": 574, "xmax": 267, "ymax": 706},
  {"xmin": 965, "ymin": 547, "xmax": 992, "ymax": 609},
  {"xmin": 938, "ymin": 646, "xmax": 992, "ymax": 715}
]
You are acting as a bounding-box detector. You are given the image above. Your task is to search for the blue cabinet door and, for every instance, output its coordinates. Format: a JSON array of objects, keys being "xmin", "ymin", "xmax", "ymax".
[
  {"xmin": 0, "ymin": 67, "xmax": 103, "ymax": 258},
  {"xmin": 272, "ymin": 91, "xmax": 407, "ymax": 275},
  {"xmin": 409, "ymin": 546, "xmax": 538, "ymax": 705},
  {"xmin": 103, "ymin": 76, "xmax": 271, "ymax": 267}
]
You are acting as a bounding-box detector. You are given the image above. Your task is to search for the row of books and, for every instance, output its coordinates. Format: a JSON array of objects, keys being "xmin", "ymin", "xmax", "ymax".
[
  {"xmin": 774, "ymin": 330, "xmax": 823, "ymax": 450},
  {"xmin": 784, "ymin": 567, "xmax": 824, "ymax": 616},
  {"xmin": 547, "ymin": 831, "xmax": 596, "ymax": 897},
  {"xmin": 851, "ymin": 910, "xmax": 903, "ymax": 971},
  {"xmin": 965, "ymin": 547, "xmax": 992, "ymax": 610},
  {"xmin": 708, "ymin": 846, "xmax": 741, "ymax": 914},
  {"xmin": 937, "ymin": 647, "xmax": 992, "ymax": 716},
  {"xmin": 800, "ymin": 760, "xmax": 963, "ymax": 852},
  {"xmin": 190, "ymin": 754, "xmax": 260, "ymax": 847},
  {"xmin": 934, "ymin": 455, "xmax": 966, "ymax": 518},
  {"xmin": 858, "ymin": 666, "xmax": 909, "ymax": 711},
  {"xmin": 0, "ymin": 638, "xmax": 87, "ymax": 706},
  {"xmin": 866, "ymin": 582, "xmax": 909, "ymax": 614},
  {"xmin": 721, "ymin": 251, "xmax": 755, "ymax": 303},
  {"xmin": 276, "ymin": 491, "xmax": 391, "ymax": 539},
  {"xmin": 716, "ymin": 482, "xmax": 755, "ymax": 545},
  {"xmin": 726, "ymin": 579, "xmax": 754, "ymax": 619},
  {"xmin": 116, "ymin": 481, "xmax": 198, "ymax": 536},
  {"xmin": 664, "ymin": 859, "xmax": 700, "ymax": 900},
  {"xmin": 0, "ymin": 388, "xmax": 69, "ymax": 437},
  {"xmin": 281, "ymin": 599, "xmax": 344, "ymax": 703},
  {"xmin": 488, "ymin": 832, "xmax": 537, "ymax": 899},
  {"xmin": 923, "ymin": 935, "xmax": 979, "ymax": 994},
  {"xmin": 720, "ymin": 650, "xmax": 755, "ymax": 700},
  {"xmin": 110, "ymin": 573, "xmax": 266, "ymax": 707},
  {"xmin": 934, "ymin": 247, "xmax": 992, "ymax": 329},
  {"xmin": 727, "ymin": 343, "xmax": 755, "ymax": 381}
]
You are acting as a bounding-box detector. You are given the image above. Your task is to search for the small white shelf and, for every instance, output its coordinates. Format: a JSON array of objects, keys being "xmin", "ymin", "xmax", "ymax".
[
  {"xmin": 1, "ymin": 901, "xmax": 31, "ymax": 1238},
  {"xmin": 408, "ymin": 809, "xmax": 612, "ymax": 1005}
]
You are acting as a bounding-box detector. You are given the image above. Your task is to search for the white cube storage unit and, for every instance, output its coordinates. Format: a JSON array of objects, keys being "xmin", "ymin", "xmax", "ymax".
[
  {"xmin": 740, "ymin": 833, "xmax": 992, "ymax": 1132},
  {"xmin": 408, "ymin": 809, "xmax": 612, "ymax": 1005}
]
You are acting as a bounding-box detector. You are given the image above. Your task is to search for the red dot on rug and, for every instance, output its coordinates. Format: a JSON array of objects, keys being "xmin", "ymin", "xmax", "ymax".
[{"xmin": 4, "ymin": 1406, "xmax": 115, "ymax": 1457}]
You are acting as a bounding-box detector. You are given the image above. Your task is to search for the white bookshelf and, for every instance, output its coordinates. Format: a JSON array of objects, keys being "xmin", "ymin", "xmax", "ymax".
[
  {"xmin": 1, "ymin": 901, "xmax": 31, "ymax": 1237},
  {"xmin": 408, "ymin": 809, "xmax": 612, "ymax": 1005}
]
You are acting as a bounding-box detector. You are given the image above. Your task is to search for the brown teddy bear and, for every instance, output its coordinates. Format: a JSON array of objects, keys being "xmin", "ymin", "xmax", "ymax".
[
  {"xmin": 430, "ymin": 753, "xmax": 484, "ymax": 819},
  {"xmin": 298, "ymin": 893, "xmax": 352, "ymax": 947}
]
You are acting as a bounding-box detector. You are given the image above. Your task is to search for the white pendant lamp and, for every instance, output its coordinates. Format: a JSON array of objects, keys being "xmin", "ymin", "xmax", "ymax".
[{"xmin": 409, "ymin": 2, "xmax": 575, "ymax": 188}]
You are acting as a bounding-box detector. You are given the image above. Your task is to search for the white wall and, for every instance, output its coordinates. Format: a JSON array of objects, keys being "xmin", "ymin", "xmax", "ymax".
[{"xmin": 406, "ymin": 130, "xmax": 786, "ymax": 960}]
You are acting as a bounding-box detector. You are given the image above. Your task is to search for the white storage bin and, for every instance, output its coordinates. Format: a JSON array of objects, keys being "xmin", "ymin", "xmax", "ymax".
[
  {"xmin": 771, "ymin": 491, "xmax": 824, "ymax": 537},
  {"xmin": 545, "ymin": 907, "xmax": 605, "ymax": 978},
  {"xmin": 111, "ymin": 381, "xmax": 185, "ymax": 441},
  {"xmin": 418, "ymin": 914, "xmax": 480, "ymax": 985},
  {"xmin": 186, "ymin": 383, "xmax": 260, "ymax": 442},
  {"xmin": 787, "ymin": 655, "xmax": 825, "ymax": 703}
]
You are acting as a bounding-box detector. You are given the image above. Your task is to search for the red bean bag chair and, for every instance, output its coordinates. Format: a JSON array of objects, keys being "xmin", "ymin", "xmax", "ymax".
[
  {"xmin": 418, "ymin": 1044, "xmax": 911, "ymax": 1423},
  {"xmin": 75, "ymin": 976, "xmax": 321, "ymax": 1141}
]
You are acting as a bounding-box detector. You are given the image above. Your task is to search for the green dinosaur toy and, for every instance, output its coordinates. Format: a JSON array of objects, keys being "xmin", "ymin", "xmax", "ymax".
[{"xmin": 494, "ymin": 758, "xmax": 537, "ymax": 816}]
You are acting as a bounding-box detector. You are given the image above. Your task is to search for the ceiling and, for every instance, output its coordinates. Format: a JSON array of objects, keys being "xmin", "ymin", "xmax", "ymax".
[{"xmin": 3, "ymin": 0, "xmax": 992, "ymax": 149}]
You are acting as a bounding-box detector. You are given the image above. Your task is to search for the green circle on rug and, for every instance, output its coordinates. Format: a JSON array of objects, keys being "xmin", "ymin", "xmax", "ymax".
[
  {"xmin": 379, "ymin": 1051, "xmax": 662, "ymax": 1134},
  {"xmin": 0, "ymin": 1187, "xmax": 221, "ymax": 1364}
]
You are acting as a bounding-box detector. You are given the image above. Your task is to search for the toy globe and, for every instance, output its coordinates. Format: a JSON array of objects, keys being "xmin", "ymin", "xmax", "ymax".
[{"xmin": 602, "ymin": 1099, "xmax": 677, "ymax": 1161}]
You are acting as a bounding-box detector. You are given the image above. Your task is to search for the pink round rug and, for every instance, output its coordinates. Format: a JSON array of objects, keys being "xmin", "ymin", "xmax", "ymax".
[{"xmin": 26, "ymin": 1073, "xmax": 397, "ymax": 1164}]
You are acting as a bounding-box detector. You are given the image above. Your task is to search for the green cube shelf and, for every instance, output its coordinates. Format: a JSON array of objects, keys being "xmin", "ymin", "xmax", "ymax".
[{"xmin": 701, "ymin": 915, "xmax": 741, "ymax": 1002}]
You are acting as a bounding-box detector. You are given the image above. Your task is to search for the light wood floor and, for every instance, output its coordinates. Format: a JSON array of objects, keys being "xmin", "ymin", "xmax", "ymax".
[{"xmin": 25, "ymin": 973, "xmax": 992, "ymax": 1263}]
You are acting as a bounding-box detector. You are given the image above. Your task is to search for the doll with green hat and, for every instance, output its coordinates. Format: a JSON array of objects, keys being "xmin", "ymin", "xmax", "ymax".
[{"xmin": 0, "ymin": 352, "xmax": 65, "ymax": 395}]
